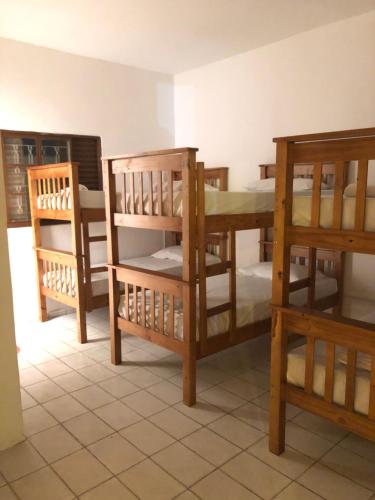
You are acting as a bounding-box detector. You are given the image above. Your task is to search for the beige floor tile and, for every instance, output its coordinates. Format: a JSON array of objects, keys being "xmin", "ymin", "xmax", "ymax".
[
  {"xmin": 123, "ymin": 348, "xmax": 157, "ymax": 364},
  {"xmin": 120, "ymin": 420, "xmax": 175, "ymax": 455},
  {"xmin": 80, "ymin": 477, "xmax": 136, "ymax": 500},
  {"xmin": 145, "ymin": 357, "xmax": 182, "ymax": 379},
  {"xmin": 53, "ymin": 371, "xmax": 92, "ymax": 392},
  {"xmin": 44, "ymin": 341, "xmax": 77, "ymax": 357},
  {"xmin": 94, "ymin": 400, "xmax": 143, "ymax": 430},
  {"xmin": 20, "ymin": 389, "xmax": 37, "ymax": 410},
  {"xmin": 292, "ymin": 411, "xmax": 348, "ymax": 443},
  {"xmin": 0, "ymin": 485, "xmax": 17, "ymax": 500},
  {"xmin": 88, "ymin": 434, "xmax": 145, "ymax": 474},
  {"xmin": 200, "ymin": 386, "xmax": 246, "ymax": 412},
  {"xmin": 232, "ymin": 402, "xmax": 269, "ymax": 432},
  {"xmin": 61, "ymin": 353, "xmax": 96, "ymax": 370},
  {"xmin": 100, "ymin": 359, "xmax": 135, "ymax": 375},
  {"xmin": 122, "ymin": 390, "xmax": 168, "ymax": 417},
  {"xmin": 222, "ymin": 452, "xmax": 290, "ymax": 500},
  {"xmin": 99, "ymin": 376, "xmax": 140, "ymax": 398},
  {"xmin": 11, "ymin": 466, "xmax": 74, "ymax": 500},
  {"xmin": 208, "ymin": 414, "xmax": 265, "ymax": 449},
  {"xmin": 19, "ymin": 366, "xmax": 47, "ymax": 387},
  {"xmin": 43, "ymin": 394, "xmax": 87, "ymax": 422},
  {"xmin": 52, "ymin": 449, "xmax": 111, "ymax": 495},
  {"xmin": 285, "ymin": 422, "xmax": 333, "ymax": 460},
  {"xmin": 25, "ymin": 380, "xmax": 65, "ymax": 403},
  {"xmin": 237, "ymin": 368, "xmax": 270, "ymax": 390},
  {"xmin": 192, "ymin": 469, "xmax": 258, "ymax": 500},
  {"xmin": 174, "ymin": 491, "xmax": 199, "ymax": 500},
  {"xmin": 274, "ymin": 482, "xmax": 322, "ymax": 500},
  {"xmin": 85, "ymin": 348, "xmax": 109, "ymax": 363},
  {"xmin": 149, "ymin": 407, "xmax": 202, "ymax": 439},
  {"xmin": 298, "ymin": 462, "xmax": 372, "ymax": 500},
  {"xmin": 218, "ymin": 377, "xmax": 265, "ymax": 401},
  {"xmin": 248, "ymin": 436, "xmax": 314, "ymax": 479},
  {"xmin": 77, "ymin": 364, "xmax": 115, "ymax": 383},
  {"xmin": 174, "ymin": 399, "xmax": 225, "ymax": 425},
  {"xmin": 37, "ymin": 359, "xmax": 72, "ymax": 378},
  {"xmin": 22, "ymin": 405, "xmax": 58, "ymax": 436},
  {"xmin": 197, "ymin": 364, "xmax": 228, "ymax": 384},
  {"xmin": 64, "ymin": 412, "xmax": 113, "ymax": 445},
  {"xmin": 153, "ymin": 442, "xmax": 214, "ymax": 487},
  {"xmin": 182, "ymin": 427, "xmax": 241, "ymax": 466},
  {"xmin": 21, "ymin": 347, "xmax": 55, "ymax": 365},
  {"xmin": 147, "ymin": 380, "xmax": 183, "ymax": 405},
  {"xmin": 251, "ymin": 392, "xmax": 302, "ymax": 420},
  {"xmin": 118, "ymin": 459, "xmax": 185, "ymax": 500},
  {"xmin": 122, "ymin": 367, "xmax": 163, "ymax": 388},
  {"xmin": 0, "ymin": 474, "xmax": 4, "ymax": 487},
  {"xmin": 16, "ymin": 355, "xmax": 31, "ymax": 370},
  {"xmin": 321, "ymin": 445, "xmax": 375, "ymax": 490},
  {"xmin": 71, "ymin": 385, "xmax": 115, "ymax": 410},
  {"xmin": 339, "ymin": 433, "xmax": 375, "ymax": 462},
  {"xmin": 29, "ymin": 425, "xmax": 82, "ymax": 463},
  {"xmin": 0, "ymin": 441, "xmax": 45, "ymax": 482},
  {"xmin": 168, "ymin": 373, "xmax": 212, "ymax": 393}
]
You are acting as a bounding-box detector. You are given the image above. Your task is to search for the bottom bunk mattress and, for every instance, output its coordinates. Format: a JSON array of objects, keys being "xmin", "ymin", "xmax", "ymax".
[
  {"xmin": 118, "ymin": 272, "xmax": 337, "ymax": 341},
  {"xmin": 287, "ymin": 341, "xmax": 371, "ymax": 415}
]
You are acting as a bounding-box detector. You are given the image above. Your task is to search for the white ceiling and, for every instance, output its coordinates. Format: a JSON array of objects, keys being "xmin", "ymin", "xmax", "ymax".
[{"xmin": 1, "ymin": 0, "xmax": 375, "ymax": 74}]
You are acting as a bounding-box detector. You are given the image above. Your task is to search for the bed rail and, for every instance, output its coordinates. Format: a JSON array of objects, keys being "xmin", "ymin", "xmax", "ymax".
[{"xmin": 270, "ymin": 306, "xmax": 375, "ymax": 448}]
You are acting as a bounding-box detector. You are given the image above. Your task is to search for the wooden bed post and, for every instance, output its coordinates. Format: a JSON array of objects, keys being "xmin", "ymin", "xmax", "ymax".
[
  {"xmin": 270, "ymin": 140, "xmax": 293, "ymax": 455},
  {"xmin": 69, "ymin": 163, "xmax": 87, "ymax": 343},
  {"xmin": 28, "ymin": 170, "xmax": 47, "ymax": 322},
  {"xmin": 182, "ymin": 149, "xmax": 197, "ymax": 406},
  {"xmin": 103, "ymin": 159, "xmax": 121, "ymax": 364}
]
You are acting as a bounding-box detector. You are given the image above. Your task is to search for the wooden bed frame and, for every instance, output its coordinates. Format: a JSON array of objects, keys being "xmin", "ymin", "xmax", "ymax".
[
  {"xmin": 103, "ymin": 148, "xmax": 342, "ymax": 406},
  {"xmin": 269, "ymin": 127, "xmax": 375, "ymax": 454},
  {"xmin": 28, "ymin": 162, "xmax": 108, "ymax": 343}
]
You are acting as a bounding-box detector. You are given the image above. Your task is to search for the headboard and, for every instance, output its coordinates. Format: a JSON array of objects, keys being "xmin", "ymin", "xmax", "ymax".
[{"xmin": 258, "ymin": 163, "xmax": 344, "ymax": 283}]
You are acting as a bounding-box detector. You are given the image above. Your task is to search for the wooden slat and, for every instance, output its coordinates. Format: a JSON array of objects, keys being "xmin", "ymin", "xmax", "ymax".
[
  {"xmin": 88, "ymin": 235, "xmax": 107, "ymax": 243},
  {"xmin": 355, "ymin": 160, "xmax": 369, "ymax": 232},
  {"xmin": 168, "ymin": 295, "xmax": 174, "ymax": 338},
  {"xmin": 207, "ymin": 302, "xmax": 231, "ymax": 317},
  {"xmin": 324, "ymin": 342, "xmax": 335, "ymax": 402},
  {"xmin": 138, "ymin": 172, "xmax": 144, "ymax": 214},
  {"xmin": 157, "ymin": 171, "xmax": 163, "ymax": 216},
  {"xmin": 160, "ymin": 292, "xmax": 164, "ymax": 335},
  {"xmin": 167, "ymin": 171, "xmax": 173, "ymax": 216},
  {"xmin": 125, "ymin": 283, "xmax": 129, "ymax": 321},
  {"xmin": 150, "ymin": 290, "xmax": 155, "ymax": 330},
  {"xmin": 134, "ymin": 286, "xmax": 138, "ymax": 324},
  {"xmin": 115, "ymin": 265, "xmax": 184, "ymax": 297},
  {"xmin": 345, "ymin": 350, "xmax": 357, "ymax": 411},
  {"xmin": 229, "ymin": 229, "xmax": 236, "ymax": 340},
  {"xmin": 307, "ymin": 248, "xmax": 317, "ymax": 306},
  {"xmin": 114, "ymin": 213, "xmax": 182, "ymax": 232},
  {"xmin": 286, "ymin": 226, "xmax": 375, "ymax": 255},
  {"xmin": 141, "ymin": 287, "xmax": 146, "ymax": 327},
  {"xmin": 197, "ymin": 162, "xmax": 207, "ymax": 353},
  {"xmin": 369, "ymin": 357, "xmax": 375, "ymax": 420},
  {"xmin": 304, "ymin": 337, "xmax": 315, "ymax": 394},
  {"xmin": 205, "ymin": 212, "xmax": 274, "ymax": 233},
  {"xmin": 332, "ymin": 161, "xmax": 346, "ymax": 229},
  {"xmin": 311, "ymin": 163, "xmax": 322, "ymax": 226},
  {"xmin": 121, "ymin": 174, "xmax": 126, "ymax": 213},
  {"xmin": 129, "ymin": 173, "xmax": 135, "ymax": 214},
  {"xmin": 148, "ymin": 171, "xmax": 153, "ymax": 215}
]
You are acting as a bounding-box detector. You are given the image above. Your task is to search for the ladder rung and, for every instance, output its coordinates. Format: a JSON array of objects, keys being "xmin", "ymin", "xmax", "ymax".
[{"xmin": 88, "ymin": 235, "xmax": 107, "ymax": 243}]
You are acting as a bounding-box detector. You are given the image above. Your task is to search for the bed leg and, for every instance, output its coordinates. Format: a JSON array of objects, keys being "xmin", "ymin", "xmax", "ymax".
[
  {"xmin": 39, "ymin": 296, "xmax": 48, "ymax": 322},
  {"xmin": 269, "ymin": 311, "xmax": 287, "ymax": 455},
  {"xmin": 76, "ymin": 306, "xmax": 87, "ymax": 344},
  {"xmin": 183, "ymin": 354, "xmax": 196, "ymax": 406},
  {"xmin": 110, "ymin": 323, "xmax": 122, "ymax": 365}
]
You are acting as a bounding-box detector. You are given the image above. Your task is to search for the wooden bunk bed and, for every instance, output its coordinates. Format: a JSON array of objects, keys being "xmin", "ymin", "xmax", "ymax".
[
  {"xmin": 269, "ymin": 127, "xmax": 375, "ymax": 454},
  {"xmin": 28, "ymin": 162, "xmax": 108, "ymax": 343},
  {"xmin": 103, "ymin": 147, "xmax": 343, "ymax": 406}
]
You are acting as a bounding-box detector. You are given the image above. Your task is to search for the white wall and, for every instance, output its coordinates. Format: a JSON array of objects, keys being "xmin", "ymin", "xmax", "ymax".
[
  {"xmin": 174, "ymin": 11, "xmax": 375, "ymax": 301},
  {"xmin": 0, "ymin": 37, "xmax": 174, "ymax": 322}
]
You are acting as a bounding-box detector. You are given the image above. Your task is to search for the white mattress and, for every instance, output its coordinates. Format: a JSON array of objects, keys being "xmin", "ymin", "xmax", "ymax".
[
  {"xmin": 118, "ymin": 272, "xmax": 337, "ymax": 341},
  {"xmin": 287, "ymin": 341, "xmax": 370, "ymax": 416},
  {"xmin": 37, "ymin": 190, "xmax": 122, "ymax": 210}
]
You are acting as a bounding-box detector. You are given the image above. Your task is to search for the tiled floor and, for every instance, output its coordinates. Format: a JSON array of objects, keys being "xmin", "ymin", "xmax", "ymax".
[{"xmin": 1, "ymin": 307, "xmax": 375, "ymax": 500}]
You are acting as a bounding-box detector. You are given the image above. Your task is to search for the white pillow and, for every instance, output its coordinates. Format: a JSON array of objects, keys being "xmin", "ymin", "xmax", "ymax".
[
  {"xmin": 245, "ymin": 177, "xmax": 328, "ymax": 192},
  {"xmin": 152, "ymin": 245, "xmax": 221, "ymax": 265},
  {"xmin": 344, "ymin": 183, "xmax": 375, "ymax": 198},
  {"xmin": 238, "ymin": 261, "xmax": 324, "ymax": 282},
  {"xmin": 79, "ymin": 184, "xmax": 89, "ymax": 191}
]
